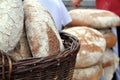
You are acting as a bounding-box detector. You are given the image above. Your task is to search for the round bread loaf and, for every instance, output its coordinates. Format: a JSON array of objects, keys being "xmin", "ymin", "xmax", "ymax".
[
  {"xmin": 103, "ymin": 56, "xmax": 119, "ymax": 80},
  {"xmin": 99, "ymin": 29, "xmax": 117, "ymax": 48},
  {"xmin": 23, "ymin": 0, "xmax": 64, "ymax": 57},
  {"xmin": 63, "ymin": 27, "xmax": 106, "ymax": 68},
  {"xmin": 0, "ymin": 0, "xmax": 24, "ymax": 52},
  {"xmin": 72, "ymin": 64, "xmax": 103, "ymax": 80},
  {"xmin": 68, "ymin": 9, "xmax": 120, "ymax": 28},
  {"xmin": 102, "ymin": 48, "xmax": 119, "ymax": 68}
]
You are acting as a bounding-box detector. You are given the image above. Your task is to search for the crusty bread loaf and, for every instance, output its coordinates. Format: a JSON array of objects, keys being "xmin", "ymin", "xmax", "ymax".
[
  {"xmin": 63, "ymin": 27, "xmax": 106, "ymax": 68},
  {"xmin": 102, "ymin": 49, "xmax": 119, "ymax": 68},
  {"xmin": 103, "ymin": 56, "xmax": 119, "ymax": 80},
  {"xmin": 68, "ymin": 9, "xmax": 120, "ymax": 28},
  {"xmin": 23, "ymin": 0, "xmax": 64, "ymax": 57},
  {"xmin": 98, "ymin": 29, "xmax": 117, "ymax": 48},
  {"xmin": 0, "ymin": 0, "xmax": 24, "ymax": 52},
  {"xmin": 72, "ymin": 64, "xmax": 103, "ymax": 80},
  {"xmin": 8, "ymin": 27, "xmax": 32, "ymax": 61}
]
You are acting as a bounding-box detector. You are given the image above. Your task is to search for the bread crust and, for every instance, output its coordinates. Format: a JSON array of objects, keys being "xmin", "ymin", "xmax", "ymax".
[
  {"xmin": 8, "ymin": 27, "xmax": 32, "ymax": 61},
  {"xmin": 68, "ymin": 9, "xmax": 120, "ymax": 28},
  {"xmin": 99, "ymin": 30, "xmax": 117, "ymax": 48},
  {"xmin": 72, "ymin": 64, "xmax": 103, "ymax": 80},
  {"xmin": 63, "ymin": 27, "xmax": 106, "ymax": 68},
  {"xmin": 0, "ymin": 0, "xmax": 24, "ymax": 52},
  {"xmin": 103, "ymin": 56, "xmax": 119, "ymax": 80},
  {"xmin": 23, "ymin": 0, "xmax": 64, "ymax": 57},
  {"xmin": 102, "ymin": 49, "xmax": 119, "ymax": 68}
]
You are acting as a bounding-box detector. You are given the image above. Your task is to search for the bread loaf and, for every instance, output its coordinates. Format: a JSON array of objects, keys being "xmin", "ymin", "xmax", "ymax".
[
  {"xmin": 102, "ymin": 48, "xmax": 119, "ymax": 68},
  {"xmin": 68, "ymin": 9, "xmax": 120, "ymax": 28},
  {"xmin": 23, "ymin": 0, "xmax": 64, "ymax": 57},
  {"xmin": 0, "ymin": 0, "xmax": 24, "ymax": 52},
  {"xmin": 8, "ymin": 27, "xmax": 32, "ymax": 61},
  {"xmin": 103, "ymin": 56, "xmax": 119, "ymax": 80},
  {"xmin": 98, "ymin": 29, "xmax": 117, "ymax": 48},
  {"xmin": 72, "ymin": 64, "xmax": 103, "ymax": 80},
  {"xmin": 63, "ymin": 27, "xmax": 106, "ymax": 68}
]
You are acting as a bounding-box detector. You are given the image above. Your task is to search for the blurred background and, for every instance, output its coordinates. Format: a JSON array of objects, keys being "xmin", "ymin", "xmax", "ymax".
[{"xmin": 63, "ymin": 0, "xmax": 96, "ymax": 10}]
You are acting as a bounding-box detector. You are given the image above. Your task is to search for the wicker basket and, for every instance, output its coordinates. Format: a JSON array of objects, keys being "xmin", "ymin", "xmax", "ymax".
[{"xmin": 0, "ymin": 31, "xmax": 80, "ymax": 80}]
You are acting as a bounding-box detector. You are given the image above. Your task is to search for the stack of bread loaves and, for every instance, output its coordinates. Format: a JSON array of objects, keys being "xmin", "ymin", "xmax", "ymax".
[
  {"xmin": 0, "ymin": 0, "xmax": 64, "ymax": 61},
  {"xmin": 64, "ymin": 9, "xmax": 120, "ymax": 80}
]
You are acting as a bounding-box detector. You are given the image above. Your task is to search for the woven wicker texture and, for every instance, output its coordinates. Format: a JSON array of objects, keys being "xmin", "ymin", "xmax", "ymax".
[{"xmin": 0, "ymin": 32, "xmax": 80, "ymax": 80}]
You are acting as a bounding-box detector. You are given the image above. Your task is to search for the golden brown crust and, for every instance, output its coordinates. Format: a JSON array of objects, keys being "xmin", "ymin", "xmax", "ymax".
[
  {"xmin": 103, "ymin": 31, "xmax": 117, "ymax": 48},
  {"xmin": 47, "ymin": 23, "xmax": 60, "ymax": 55}
]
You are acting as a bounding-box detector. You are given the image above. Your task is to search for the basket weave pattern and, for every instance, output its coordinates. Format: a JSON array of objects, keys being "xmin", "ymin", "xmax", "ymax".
[{"xmin": 0, "ymin": 32, "xmax": 80, "ymax": 80}]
